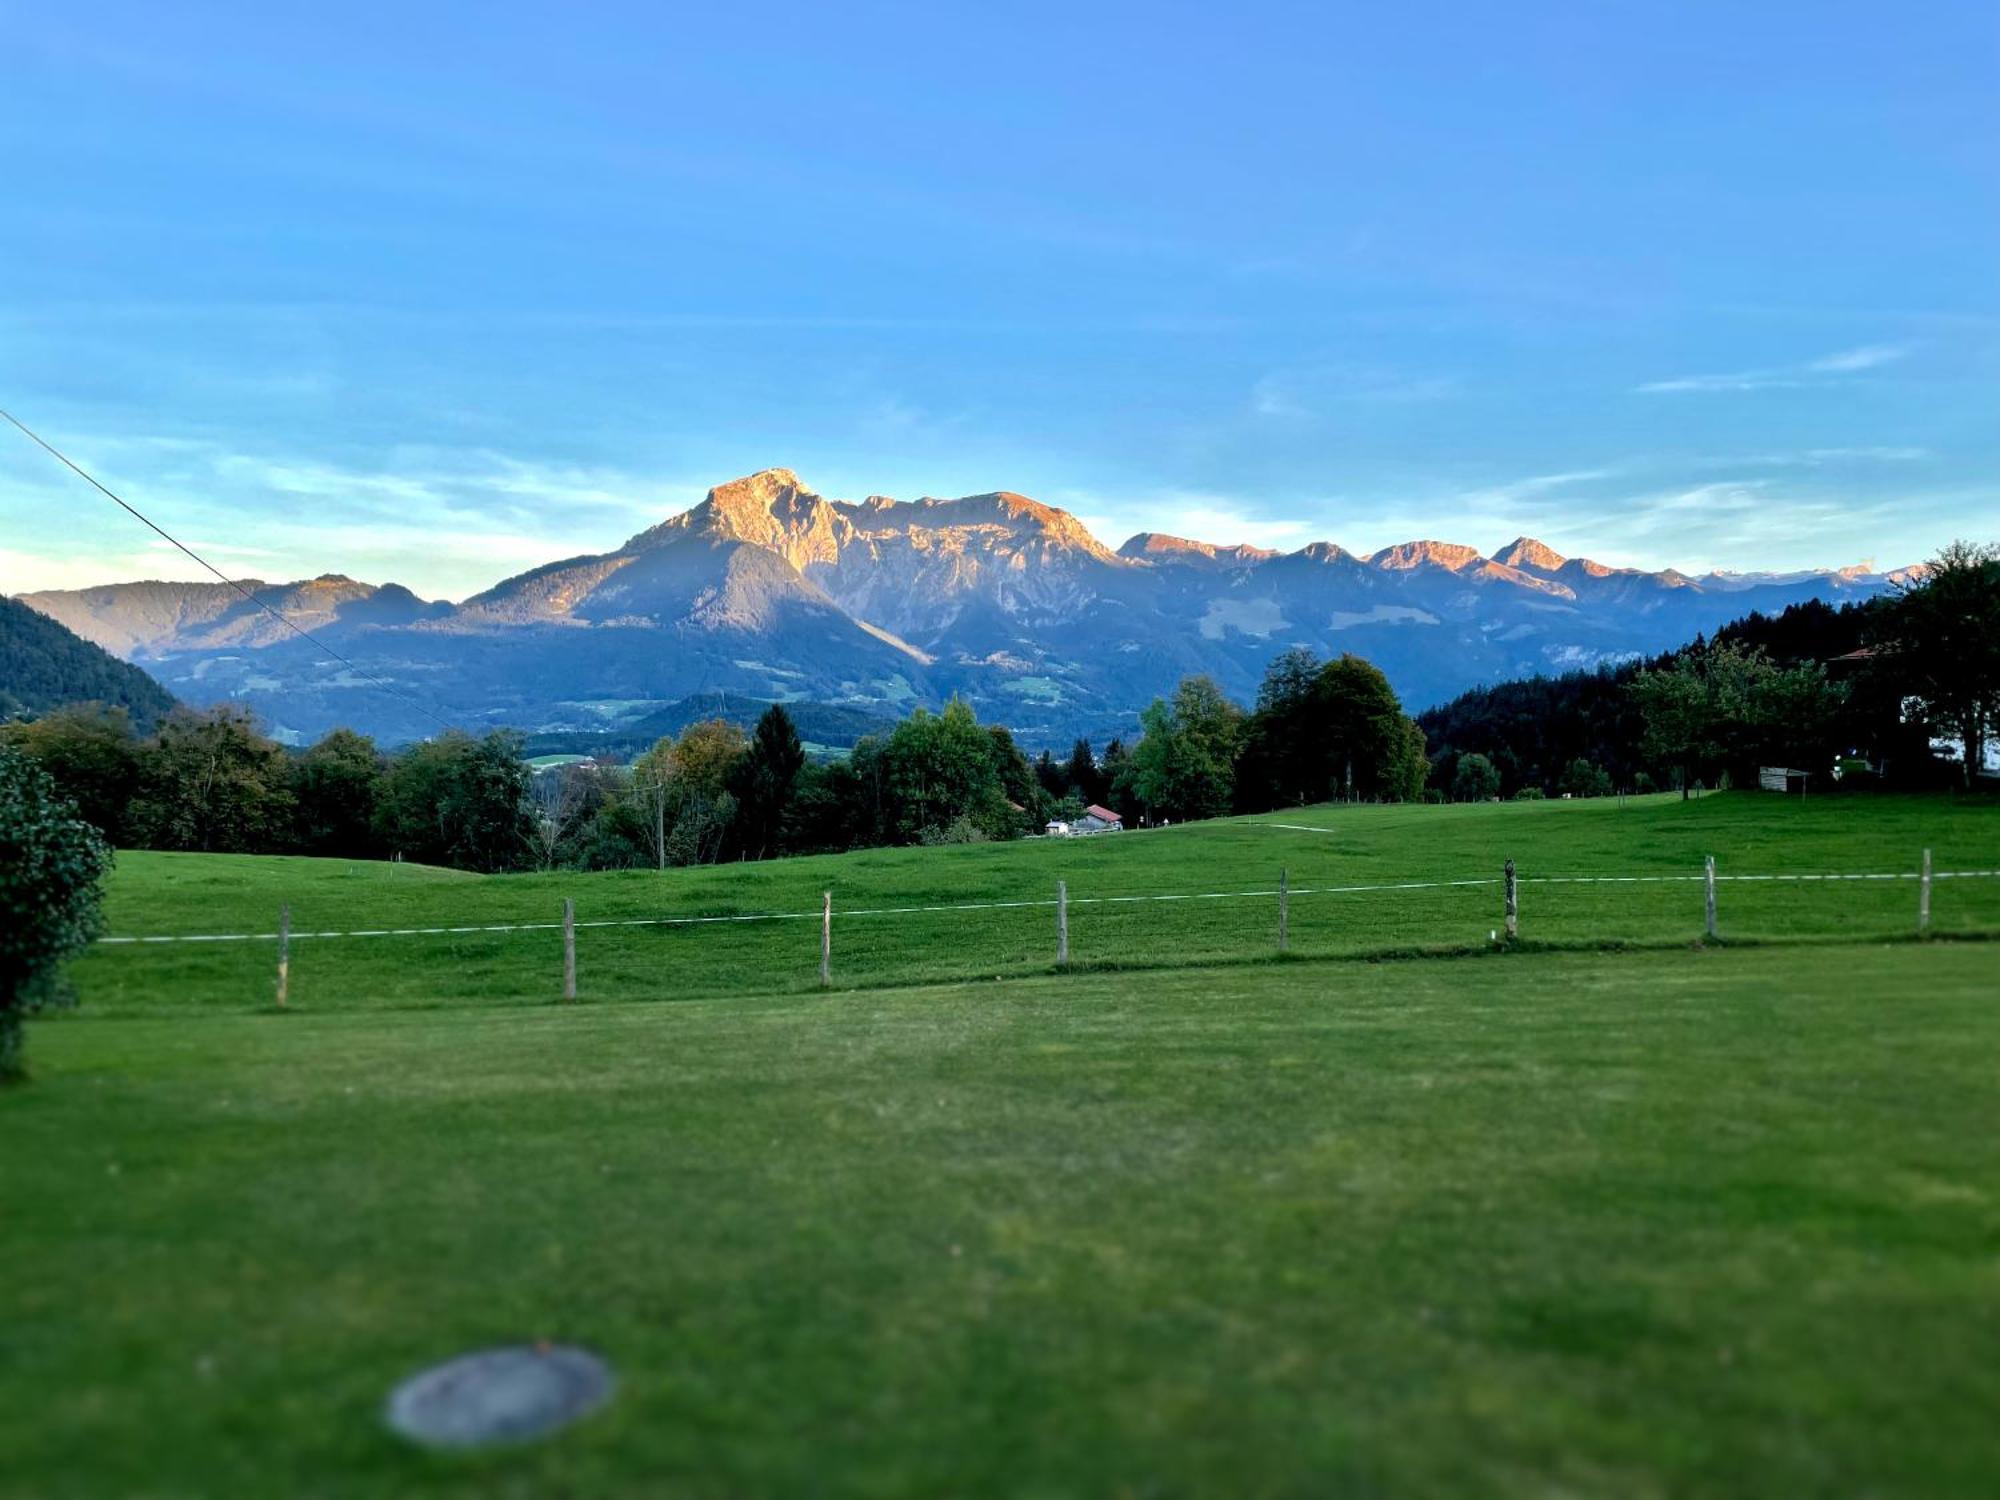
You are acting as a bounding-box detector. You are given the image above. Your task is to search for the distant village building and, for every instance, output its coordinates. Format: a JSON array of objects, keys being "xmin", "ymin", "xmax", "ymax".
[{"xmin": 1044, "ymin": 804, "xmax": 1125, "ymax": 837}]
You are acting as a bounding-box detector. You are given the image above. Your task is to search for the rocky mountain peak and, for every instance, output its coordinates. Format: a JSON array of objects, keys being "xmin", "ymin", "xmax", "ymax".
[
  {"xmin": 622, "ymin": 467, "xmax": 847, "ymax": 572},
  {"xmin": 1493, "ymin": 537, "xmax": 1567, "ymax": 573},
  {"xmin": 1294, "ymin": 541, "xmax": 1358, "ymax": 565},
  {"xmin": 1369, "ymin": 540, "xmax": 1485, "ymax": 572},
  {"xmin": 702, "ymin": 467, "xmax": 822, "ymax": 527},
  {"xmin": 1117, "ymin": 533, "xmax": 1280, "ymax": 568},
  {"xmin": 842, "ymin": 489, "xmax": 1120, "ymax": 563}
]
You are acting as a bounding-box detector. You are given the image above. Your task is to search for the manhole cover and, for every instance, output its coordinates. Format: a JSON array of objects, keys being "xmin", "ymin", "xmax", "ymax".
[{"xmin": 385, "ymin": 1344, "xmax": 615, "ymax": 1447}]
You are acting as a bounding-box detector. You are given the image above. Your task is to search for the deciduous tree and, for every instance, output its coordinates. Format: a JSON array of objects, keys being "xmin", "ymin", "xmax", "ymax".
[
  {"xmin": 129, "ymin": 705, "xmax": 294, "ymax": 852},
  {"xmin": 1452, "ymin": 752, "xmax": 1500, "ymax": 802},
  {"xmin": 1127, "ymin": 676, "xmax": 1244, "ymax": 821},
  {"xmin": 0, "ymin": 703, "xmax": 142, "ymax": 842},
  {"xmin": 877, "ymin": 700, "xmax": 1014, "ymax": 844},
  {"xmin": 290, "ymin": 728, "xmax": 384, "ymax": 858},
  {"xmin": 374, "ymin": 730, "xmax": 533, "ymax": 871},
  {"xmin": 1879, "ymin": 540, "xmax": 2000, "ymax": 785}
]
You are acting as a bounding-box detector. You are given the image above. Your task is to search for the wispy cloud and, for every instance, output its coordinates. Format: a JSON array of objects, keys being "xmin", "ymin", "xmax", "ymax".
[
  {"xmin": 1695, "ymin": 445, "xmax": 1931, "ymax": 469},
  {"xmin": 1065, "ymin": 490, "xmax": 1315, "ymax": 552},
  {"xmin": 0, "ymin": 432, "xmax": 710, "ymax": 599},
  {"xmin": 1637, "ymin": 343, "xmax": 1911, "ymax": 395},
  {"xmin": 1806, "ymin": 344, "xmax": 1908, "ymax": 373},
  {"xmin": 1252, "ymin": 364, "xmax": 1459, "ymax": 418}
]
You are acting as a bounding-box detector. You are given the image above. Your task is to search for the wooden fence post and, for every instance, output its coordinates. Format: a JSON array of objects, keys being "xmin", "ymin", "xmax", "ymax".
[
  {"xmin": 1278, "ymin": 866, "xmax": 1290, "ymax": 953},
  {"xmin": 562, "ymin": 898, "xmax": 576, "ymax": 1002},
  {"xmin": 1704, "ymin": 856, "xmax": 1718, "ymax": 941},
  {"xmin": 820, "ymin": 891, "xmax": 832, "ymax": 987},
  {"xmin": 1057, "ymin": 880, "xmax": 1069, "ymax": 967},
  {"xmin": 1503, "ymin": 859, "xmax": 1517, "ymax": 940},
  {"xmin": 1919, "ymin": 848, "xmax": 1932, "ymax": 935},
  {"xmin": 275, "ymin": 903, "xmax": 290, "ymax": 1009}
]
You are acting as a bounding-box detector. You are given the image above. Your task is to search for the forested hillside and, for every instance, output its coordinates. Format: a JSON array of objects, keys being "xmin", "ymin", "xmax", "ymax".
[
  {"xmin": 1418, "ymin": 595, "xmax": 1947, "ymax": 795},
  {"xmin": 0, "ymin": 596, "xmax": 177, "ymax": 727}
]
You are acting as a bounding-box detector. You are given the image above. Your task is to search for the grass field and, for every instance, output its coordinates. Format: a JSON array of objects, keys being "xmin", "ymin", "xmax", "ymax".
[
  {"xmin": 6, "ymin": 793, "xmax": 2000, "ymax": 1498},
  {"xmin": 65, "ymin": 791, "xmax": 2000, "ymax": 1014}
]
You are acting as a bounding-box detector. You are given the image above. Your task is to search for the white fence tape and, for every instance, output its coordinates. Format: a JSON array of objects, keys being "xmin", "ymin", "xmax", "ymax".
[{"xmin": 90, "ymin": 868, "xmax": 2000, "ymax": 946}]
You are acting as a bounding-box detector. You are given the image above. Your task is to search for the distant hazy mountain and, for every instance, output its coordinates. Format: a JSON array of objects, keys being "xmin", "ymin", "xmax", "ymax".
[
  {"xmin": 0, "ymin": 594, "xmax": 178, "ymax": 728},
  {"xmin": 14, "ymin": 467, "xmax": 1917, "ymax": 745}
]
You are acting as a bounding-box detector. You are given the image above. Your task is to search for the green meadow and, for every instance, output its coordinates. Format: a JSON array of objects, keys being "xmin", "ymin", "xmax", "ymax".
[
  {"xmin": 65, "ymin": 790, "xmax": 2000, "ymax": 1014},
  {"xmin": 6, "ymin": 792, "xmax": 2000, "ymax": 1498}
]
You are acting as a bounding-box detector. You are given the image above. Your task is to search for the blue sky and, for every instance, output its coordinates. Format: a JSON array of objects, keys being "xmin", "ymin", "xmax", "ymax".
[{"xmin": 3, "ymin": 0, "xmax": 1994, "ymax": 599}]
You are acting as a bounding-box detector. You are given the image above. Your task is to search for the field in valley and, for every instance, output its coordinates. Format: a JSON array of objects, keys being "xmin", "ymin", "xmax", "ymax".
[
  {"xmin": 5, "ymin": 792, "xmax": 2000, "ymax": 1498},
  {"xmin": 63, "ymin": 790, "xmax": 2000, "ymax": 1014}
]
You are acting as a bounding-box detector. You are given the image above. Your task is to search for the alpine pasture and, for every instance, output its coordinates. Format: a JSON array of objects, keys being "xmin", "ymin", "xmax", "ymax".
[{"xmin": 6, "ymin": 791, "xmax": 2000, "ymax": 1499}]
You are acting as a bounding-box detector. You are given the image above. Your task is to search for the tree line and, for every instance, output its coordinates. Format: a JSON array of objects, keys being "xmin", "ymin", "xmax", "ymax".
[
  {"xmin": 0, "ymin": 647, "xmax": 1432, "ymax": 871},
  {"xmin": 1421, "ymin": 540, "xmax": 2000, "ymax": 799}
]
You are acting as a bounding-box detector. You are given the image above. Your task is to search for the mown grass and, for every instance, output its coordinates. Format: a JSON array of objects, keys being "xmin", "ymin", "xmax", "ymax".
[
  {"xmin": 7, "ymin": 944, "xmax": 2000, "ymax": 1498},
  {"xmin": 71, "ymin": 791, "xmax": 2000, "ymax": 1014}
]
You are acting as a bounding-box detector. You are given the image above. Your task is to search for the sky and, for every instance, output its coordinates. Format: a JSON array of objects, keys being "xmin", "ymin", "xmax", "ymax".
[{"xmin": 2, "ymin": 0, "xmax": 1995, "ymax": 601}]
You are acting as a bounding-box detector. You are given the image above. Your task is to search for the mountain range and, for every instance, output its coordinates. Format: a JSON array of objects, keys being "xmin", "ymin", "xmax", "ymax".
[{"xmin": 13, "ymin": 467, "xmax": 1917, "ymax": 746}]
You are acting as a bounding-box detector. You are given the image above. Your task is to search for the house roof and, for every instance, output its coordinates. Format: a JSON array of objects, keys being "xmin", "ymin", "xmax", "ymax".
[{"xmin": 1084, "ymin": 804, "xmax": 1122, "ymax": 822}]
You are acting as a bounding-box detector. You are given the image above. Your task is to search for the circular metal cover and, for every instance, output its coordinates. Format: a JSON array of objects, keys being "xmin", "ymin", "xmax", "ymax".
[{"xmin": 385, "ymin": 1344, "xmax": 615, "ymax": 1447}]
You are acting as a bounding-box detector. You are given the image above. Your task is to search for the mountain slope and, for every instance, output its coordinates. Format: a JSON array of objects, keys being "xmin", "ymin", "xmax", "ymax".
[
  {"xmin": 13, "ymin": 471, "xmax": 1915, "ymax": 745},
  {"xmin": 0, "ymin": 595, "xmax": 178, "ymax": 727}
]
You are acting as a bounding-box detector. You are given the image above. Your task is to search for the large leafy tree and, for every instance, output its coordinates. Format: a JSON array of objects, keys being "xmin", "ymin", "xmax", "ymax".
[
  {"xmin": 374, "ymin": 729, "xmax": 534, "ymax": 871},
  {"xmin": 1452, "ymin": 752, "xmax": 1501, "ymax": 802},
  {"xmin": 631, "ymin": 719, "xmax": 746, "ymax": 867},
  {"xmin": 0, "ymin": 747, "xmax": 111, "ymax": 1082},
  {"xmin": 1126, "ymin": 675, "xmax": 1245, "ymax": 822},
  {"xmin": 876, "ymin": 699, "xmax": 1014, "ymax": 844},
  {"xmin": 0, "ymin": 702, "xmax": 143, "ymax": 843},
  {"xmin": 129, "ymin": 705, "xmax": 294, "ymax": 852},
  {"xmin": 1317, "ymin": 654, "xmax": 1425, "ymax": 802},
  {"xmin": 1877, "ymin": 540, "xmax": 2000, "ymax": 785},
  {"xmin": 1629, "ymin": 641, "xmax": 1847, "ymax": 795},
  {"xmin": 290, "ymin": 728, "xmax": 385, "ymax": 858},
  {"xmin": 1238, "ymin": 651, "xmax": 1425, "ymax": 807},
  {"xmin": 1629, "ymin": 654, "xmax": 1722, "ymax": 799},
  {"xmin": 1237, "ymin": 648, "xmax": 1323, "ymax": 806},
  {"xmin": 783, "ymin": 758, "xmax": 871, "ymax": 854}
]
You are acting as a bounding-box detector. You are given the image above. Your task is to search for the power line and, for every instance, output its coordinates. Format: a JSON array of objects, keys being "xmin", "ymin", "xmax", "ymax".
[{"xmin": 1, "ymin": 408, "xmax": 459, "ymax": 734}]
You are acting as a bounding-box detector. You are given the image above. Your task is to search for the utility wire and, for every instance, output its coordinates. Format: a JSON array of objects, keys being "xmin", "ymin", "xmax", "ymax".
[{"xmin": 1, "ymin": 407, "xmax": 459, "ymax": 734}]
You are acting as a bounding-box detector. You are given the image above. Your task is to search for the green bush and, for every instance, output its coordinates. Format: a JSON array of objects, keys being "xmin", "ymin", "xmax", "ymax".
[
  {"xmin": 1557, "ymin": 757, "xmax": 1615, "ymax": 799},
  {"xmin": 1452, "ymin": 753, "xmax": 1501, "ymax": 803},
  {"xmin": 919, "ymin": 814, "xmax": 990, "ymax": 846},
  {"xmin": 1512, "ymin": 786, "xmax": 1546, "ymax": 801},
  {"xmin": 0, "ymin": 746, "xmax": 112, "ymax": 1081}
]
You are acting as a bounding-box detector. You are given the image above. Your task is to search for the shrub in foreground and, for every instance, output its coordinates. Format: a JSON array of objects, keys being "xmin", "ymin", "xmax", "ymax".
[{"xmin": 0, "ymin": 747, "xmax": 111, "ymax": 1082}]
